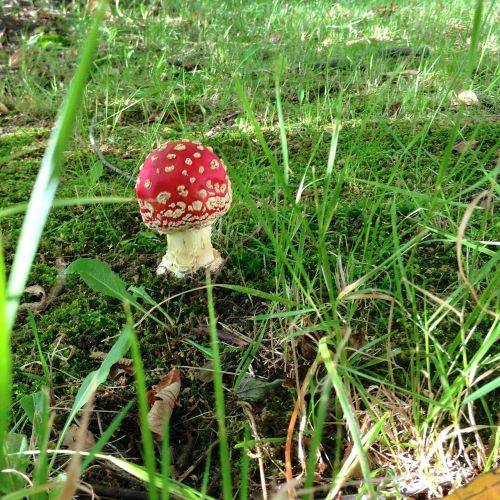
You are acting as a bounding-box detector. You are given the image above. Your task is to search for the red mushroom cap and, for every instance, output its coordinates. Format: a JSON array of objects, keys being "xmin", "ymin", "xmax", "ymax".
[{"xmin": 135, "ymin": 140, "xmax": 232, "ymax": 232}]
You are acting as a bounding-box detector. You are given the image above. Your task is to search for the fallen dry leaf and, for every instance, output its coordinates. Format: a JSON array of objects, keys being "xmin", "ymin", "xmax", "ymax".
[
  {"xmin": 205, "ymin": 112, "xmax": 240, "ymax": 138},
  {"xmin": 9, "ymin": 49, "xmax": 21, "ymax": 69},
  {"xmin": 63, "ymin": 424, "xmax": 95, "ymax": 452},
  {"xmin": 446, "ymin": 468, "xmax": 500, "ymax": 500},
  {"xmin": 370, "ymin": 3, "xmax": 397, "ymax": 17},
  {"xmin": 0, "ymin": 102, "xmax": 9, "ymax": 113},
  {"xmin": 147, "ymin": 368, "xmax": 181, "ymax": 440},
  {"xmin": 453, "ymin": 139, "xmax": 479, "ymax": 153},
  {"xmin": 36, "ymin": 9, "xmax": 60, "ymax": 21},
  {"xmin": 19, "ymin": 285, "xmax": 46, "ymax": 312},
  {"xmin": 386, "ymin": 100, "xmax": 403, "ymax": 118},
  {"xmin": 324, "ymin": 123, "xmax": 344, "ymax": 134}
]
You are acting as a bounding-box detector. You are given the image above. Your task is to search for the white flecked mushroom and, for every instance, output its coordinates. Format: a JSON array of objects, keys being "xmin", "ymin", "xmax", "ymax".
[{"xmin": 136, "ymin": 140, "xmax": 232, "ymax": 277}]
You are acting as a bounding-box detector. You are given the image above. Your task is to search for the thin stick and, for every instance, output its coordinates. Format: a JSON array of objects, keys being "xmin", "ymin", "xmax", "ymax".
[{"xmin": 89, "ymin": 113, "xmax": 134, "ymax": 181}]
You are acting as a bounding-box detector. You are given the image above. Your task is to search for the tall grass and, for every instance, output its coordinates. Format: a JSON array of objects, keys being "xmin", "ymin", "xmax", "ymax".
[
  {"xmin": 0, "ymin": 1, "xmax": 107, "ymax": 496},
  {"xmin": 206, "ymin": 273, "xmax": 233, "ymax": 500}
]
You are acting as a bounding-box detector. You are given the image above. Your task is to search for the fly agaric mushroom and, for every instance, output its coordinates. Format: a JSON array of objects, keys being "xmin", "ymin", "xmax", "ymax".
[{"xmin": 135, "ymin": 139, "xmax": 232, "ymax": 277}]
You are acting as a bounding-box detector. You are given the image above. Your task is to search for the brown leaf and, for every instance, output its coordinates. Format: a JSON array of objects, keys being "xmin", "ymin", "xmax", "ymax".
[
  {"xmin": 37, "ymin": 9, "xmax": 59, "ymax": 21},
  {"xmin": 453, "ymin": 139, "xmax": 479, "ymax": 153},
  {"xmin": 63, "ymin": 424, "xmax": 95, "ymax": 452},
  {"xmin": 205, "ymin": 112, "xmax": 240, "ymax": 138},
  {"xmin": 9, "ymin": 49, "xmax": 21, "ymax": 69},
  {"xmin": 192, "ymin": 325, "xmax": 249, "ymax": 347},
  {"xmin": 379, "ymin": 69, "xmax": 419, "ymax": 83},
  {"xmin": 370, "ymin": 3, "xmax": 397, "ymax": 16},
  {"xmin": 147, "ymin": 368, "xmax": 181, "ymax": 440},
  {"xmin": 386, "ymin": 100, "xmax": 402, "ymax": 118},
  {"xmin": 19, "ymin": 285, "xmax": 46, "ymax": 312},
  {"xmin": 0, "ymin": 102, "xmax": 9, "ymax": 113}
]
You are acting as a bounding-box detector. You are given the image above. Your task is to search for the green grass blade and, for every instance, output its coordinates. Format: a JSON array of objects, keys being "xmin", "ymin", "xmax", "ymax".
[
  {"xmin": 235, "ymin": 79, "xmax": 279, "ymax": 174},
  {"xmin": 128, "ymin": 308, "xmax": 159, "ymax": 500},
  {"xmin": 463, "ymin": 376, "xmax": 500, "ymax": 406},
  {"xmin": 2, "ymin": 482, "xmax": 65, "ymax": 500},
  {"xmin": 0, "ymin": 236, "xmax": 14, "ymax": 494},
  {"xmin": 318, "ymin": 339, "xmax": 375, "ymax": 497},
  {"xmin": 206, "ymin": 272, "xmax": 233, "ymax": 500},
  {"xmin": 161, "ymin": 418, "xmax": 170, "ymax": 500},
  {"xmin": 304, "ymin": 377, "xmax": 332, "ymax": 496},
  {"xmin": 239, "ymin": 425, "xmax": 250, "ymax": 500},
  {"xmin": 0, "ymin": 196, "xmax": 134, "ymax": 219},
  {"xmin": 275, "ymin": 57, "xmax": 290, "ymax": 184},
  {"xmin": 199, "ymin": 446, "xmax": 213, "ymax": 499},
  {"xmin": 13, "ymin": 450, "xmax": 211, "ymax": 500},
  {"xmin": 467, "ymin": 0, "xmax": 484, "ymax": 81},
  {"xmin": 27, "ymin": 312, "xmax": 50, "ymax": 383},
  {"xmin": 30, "ymin": 389, "xmax": 50, "ymax": 500},
  {"xmin": 81, "ymin": 400, "xmax": 134, "ymax": 470},
  {"xmin": 325, "ymin": 92, "xmax": 343, "ymax": 178},
  {"xmin": 51, "ymin": 322, "xmax": 132, "ymax": 468}
]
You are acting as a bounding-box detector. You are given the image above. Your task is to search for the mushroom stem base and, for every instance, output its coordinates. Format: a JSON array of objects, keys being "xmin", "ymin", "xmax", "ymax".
[{"xmin": 157, "ymin": 225, "xmax": 223, "ymax": 278}]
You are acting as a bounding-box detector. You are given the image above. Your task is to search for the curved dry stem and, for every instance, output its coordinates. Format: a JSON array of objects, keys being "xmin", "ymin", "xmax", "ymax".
[{"xmin": 456, "ymin": 191, "xmax": 498, "ymax": 319}]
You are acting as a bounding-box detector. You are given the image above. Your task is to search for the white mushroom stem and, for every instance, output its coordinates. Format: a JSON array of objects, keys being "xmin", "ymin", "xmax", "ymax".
[{"xmin": 157, "ymin": 225, "xmax": 223, "ymax": 278}]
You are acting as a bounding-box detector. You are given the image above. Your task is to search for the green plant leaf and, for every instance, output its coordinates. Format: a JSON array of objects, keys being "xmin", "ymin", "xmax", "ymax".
[
  {"xmin": 463, "ymin": 376, "xmax": 500, "ymax": 405},
  {"xmin": 66, "ymin": 258, "xmax": 136, "ymax": 302},
  {"xmin": 66, "ymin": 258, "xmax": 169, "ymax": 327},
  {"xmin": 27, "ymin": 32, "xmax": 69, "ymax": 49},
  {"xmin": 4, "ymin": 433, "xmax": 29, "ymax": 489},
  {"xmin": 52, "ymin": 324, "xmax": 132, "ymax": 461},
  {"xmin": 19, "ymin": 392, "xmax": 46, "ymax": 425},
  {"xmin": 184, "ymin": 339, "xmax": 213, "ymax": 359},
  {"xmin": 236, "ymin": 377, "xmax": 283, "ymax": 402}
]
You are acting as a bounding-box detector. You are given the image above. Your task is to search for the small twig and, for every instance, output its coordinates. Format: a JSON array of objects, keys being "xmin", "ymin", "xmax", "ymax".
[
  {"xmin": 89, "ymin": 113, "xmax": 134, "ymax": 182},
  {"xmin": 177, "ymin": 440, "xmax": 218, "ymax": 482},
  {"xmin": 19, "ymin": 257, "xmax": 67, "ymax": 313}
]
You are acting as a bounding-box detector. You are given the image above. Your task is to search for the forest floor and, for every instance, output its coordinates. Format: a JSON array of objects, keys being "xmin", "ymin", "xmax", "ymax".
[{"xmin": 1, "ymin": 1, "xmax": 499, "ymax": 498}]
